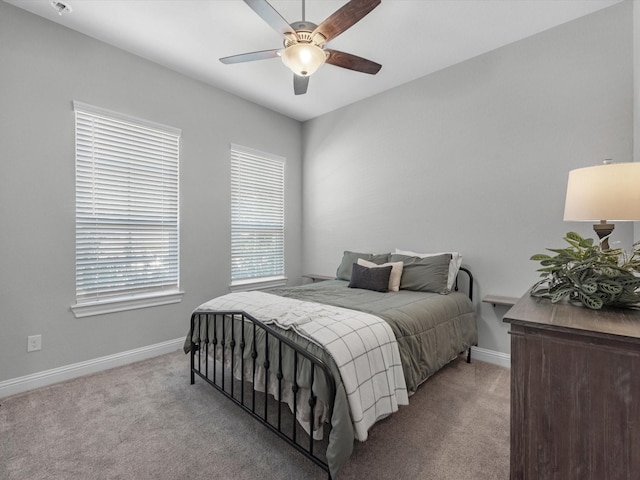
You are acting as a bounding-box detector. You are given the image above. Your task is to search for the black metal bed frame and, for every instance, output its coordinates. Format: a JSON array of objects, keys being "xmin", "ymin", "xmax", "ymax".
[
  {"xmin": 455, "ymin": 267, "xmax": 474, "ymax": 363},
  {"xmin": 456, "ymin": 266, "xmax": 473, "ymax": 302},
  {"xmin": 189, "ymin": 267, "xmax": 474, "ymax": 479},
  {"xmin": 190, "ymin": 310, "xmax": 336, "ymax": 477}
]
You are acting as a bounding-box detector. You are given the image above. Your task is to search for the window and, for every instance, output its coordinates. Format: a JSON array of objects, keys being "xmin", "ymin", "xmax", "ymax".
[
  {"xmin": 72, "ymin": 101, "xmax": 182, "ymax": 317},
  {"xmin": 230, "ymin": 144, "xmax": 286, "ymax": 290}
]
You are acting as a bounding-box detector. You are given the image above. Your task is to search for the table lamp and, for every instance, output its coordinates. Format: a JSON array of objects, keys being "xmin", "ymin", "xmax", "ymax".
[{"xmin": 563, "ymin": 161, "xmax": 640, "ymax": 250}]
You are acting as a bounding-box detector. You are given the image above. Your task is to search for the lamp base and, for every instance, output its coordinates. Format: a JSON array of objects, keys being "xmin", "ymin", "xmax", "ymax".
[{"xmin": 593, "ymin": 221, "xmax": 614, "ymax": 250}]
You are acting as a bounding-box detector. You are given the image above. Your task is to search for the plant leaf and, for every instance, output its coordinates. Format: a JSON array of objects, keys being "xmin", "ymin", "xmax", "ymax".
[
  {"xmin": 598, "ymin": 280, "xmax": 622, "ymax": 295},
  {"xmin": 618, "ymin": 277, "xmax": 640, "ymax": 289},
  {"xmin": 600, "ymin": 267, "xmax": 620, "ymax": 278},
  {"xmin": 578, "ymin": 291, "xmax": 603, "ymax": 309},
  {"xmin": 551, "ymin": 287, "xmax": 572, "ymax": 303},
  {"xmin": 579, "ymin": 237, "xmax": 594, "ymax": 247},
  {"xmin": 581, "ymin": 281, "xmax": 598, "ymax": 294},
  {"xmin": 564, "ymin": 232, "xmax": 584, "ymax": 248},
  {"xmin": 565, "ymin": 232, "xmax": 583, "ymax": 242}
]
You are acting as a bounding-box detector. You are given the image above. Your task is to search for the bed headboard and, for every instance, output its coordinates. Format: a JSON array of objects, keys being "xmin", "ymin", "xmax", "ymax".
[{"xmin": 454, "ymin": 267, "xmax": 473, "ymax": 301}]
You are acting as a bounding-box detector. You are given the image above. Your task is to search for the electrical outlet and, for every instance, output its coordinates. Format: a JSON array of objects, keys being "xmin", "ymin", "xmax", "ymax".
[{"xmin": 27, "ymin": 335, "xmax": 42, "ymax": 352}]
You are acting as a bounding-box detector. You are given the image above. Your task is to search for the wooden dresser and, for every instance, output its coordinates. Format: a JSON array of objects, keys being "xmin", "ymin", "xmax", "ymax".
[{"xmin": 504, "ymin": 294, "xmax": 640, "ymax": 480}]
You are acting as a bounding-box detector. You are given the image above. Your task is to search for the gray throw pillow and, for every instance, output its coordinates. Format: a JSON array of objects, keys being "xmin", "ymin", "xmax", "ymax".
[
  {"xmin": 336, "ymin": 251, "xmax": 390, "ymax": 281},
  {"xmin": 389, "ymin": 253, "xmax": 452, "ymax": 294},
  {"xmin": 348, "ymin": 263, "xmax": 393, "ymax": 292}
]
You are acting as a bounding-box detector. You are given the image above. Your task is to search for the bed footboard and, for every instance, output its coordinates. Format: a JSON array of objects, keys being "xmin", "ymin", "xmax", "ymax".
[{"xmin": 189, "ymin": 310, "xmax": 336, "ymax": 478}]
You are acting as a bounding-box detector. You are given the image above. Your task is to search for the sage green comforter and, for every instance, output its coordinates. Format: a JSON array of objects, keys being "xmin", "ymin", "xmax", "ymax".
[{"xmin": 268, "ymin": 280, "xmax": 478, "ymax": 393}]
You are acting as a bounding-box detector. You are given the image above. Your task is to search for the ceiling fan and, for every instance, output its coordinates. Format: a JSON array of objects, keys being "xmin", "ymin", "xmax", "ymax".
[{"xmin": 220, "ymin": 0, "xmax": 382, "ymax": 95}]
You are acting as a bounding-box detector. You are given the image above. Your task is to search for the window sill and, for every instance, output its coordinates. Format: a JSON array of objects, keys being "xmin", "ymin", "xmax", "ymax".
[
  {"xmin": 229, "ymin": 276, "xmax": 288, "ymax": 292},
  {"xmin": 71, "ymin": 290, "xmax": 184, "ymax": 318}
]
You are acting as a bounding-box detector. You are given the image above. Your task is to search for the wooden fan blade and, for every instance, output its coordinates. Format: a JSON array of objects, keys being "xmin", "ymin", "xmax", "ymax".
[
  {"xmin": 313, "ymin": 0, "xmax": 381, "ymax": 43},
  {"xmin": 220, "ymin": 49, "xmax": 280, "ymax": 64},
  {"xmin": 294, "ymin": 74, "xmax": 309, "ymax": 95},
  {"xmin": 243, "ymin": 0, "xmax": 297, "ymax": 38},
  {"xmin": 325, "ymin": 49, "xmax": 381, "ymax": 74}
]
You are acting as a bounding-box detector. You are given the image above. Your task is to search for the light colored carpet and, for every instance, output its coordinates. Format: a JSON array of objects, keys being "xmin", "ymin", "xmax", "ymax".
[{"xmin": 0, "ymin": 351, "xmax": 510, "ymax": 480}]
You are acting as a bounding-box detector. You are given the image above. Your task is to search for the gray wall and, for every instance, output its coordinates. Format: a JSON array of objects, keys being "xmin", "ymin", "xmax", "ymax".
[
  {"xmin": 0, "ymin": 2, "xmax": 303, "ymax": 382},
  {"xmin": 301, "ymin": 2, "xmax": 634, "ymax": 355}
]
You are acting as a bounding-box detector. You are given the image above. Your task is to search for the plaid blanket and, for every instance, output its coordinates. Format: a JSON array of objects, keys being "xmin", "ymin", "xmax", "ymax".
[{"xmin": 196, "ymin": 290, "xmax": 409, "ymax": 441}]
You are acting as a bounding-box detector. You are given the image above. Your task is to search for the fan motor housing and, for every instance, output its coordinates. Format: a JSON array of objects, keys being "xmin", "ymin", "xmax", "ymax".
[{"xmin": 285, "ymin": 21, "xmax": 326, "ymax": 48}]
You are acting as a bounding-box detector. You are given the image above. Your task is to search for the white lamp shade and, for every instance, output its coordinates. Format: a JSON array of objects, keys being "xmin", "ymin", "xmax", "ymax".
[
  {"xmin": 281, "ymin": 43, "xmax": 326, "ymax": 77},
  {"xmin": 564, "ymin": 162, "xmax": 640, "ymax": 221}
]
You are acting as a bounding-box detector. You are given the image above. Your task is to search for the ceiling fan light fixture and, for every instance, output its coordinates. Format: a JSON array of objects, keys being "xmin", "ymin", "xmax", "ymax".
[{"xmin": 281, "ymin": 43, "xmax": 326, "ymax": 77}]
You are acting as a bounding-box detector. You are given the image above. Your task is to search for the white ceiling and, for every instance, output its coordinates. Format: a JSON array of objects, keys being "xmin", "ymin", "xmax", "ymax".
[{"xmin": 7, "ymin": 0, "xmax": 622, "ymax": 121}]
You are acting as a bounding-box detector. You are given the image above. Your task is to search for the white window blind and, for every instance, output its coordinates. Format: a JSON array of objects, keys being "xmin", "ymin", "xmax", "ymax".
[
  {"xmin": 73, "ymin": 101, "xmax": 181, "ymax": 314},
  {"xmin": 230, "ymin": 144, "xmax": 285, "ymax": 286}
]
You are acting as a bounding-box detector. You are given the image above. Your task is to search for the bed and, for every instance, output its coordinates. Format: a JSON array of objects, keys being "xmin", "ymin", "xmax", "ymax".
[{"xmin": 184, "ymin": 251, "xmax": 478, "ymax": 479}]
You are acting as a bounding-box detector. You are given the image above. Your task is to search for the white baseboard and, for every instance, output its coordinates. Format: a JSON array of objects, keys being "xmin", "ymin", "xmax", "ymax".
[
  {"xmin": 0, "ymin": 340, "xmax": 509, "ymax": 400},
  {"xmin": 0, "ymin": 338, "xmax": 184, "ymax": 399},
  {"xmin": 470, "ymin": 346, "xmax": 511, "ymax": 369}
]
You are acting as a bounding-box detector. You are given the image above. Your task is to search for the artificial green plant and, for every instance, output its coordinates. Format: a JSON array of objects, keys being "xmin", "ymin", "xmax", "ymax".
[{"xmin": 530, "ymin": 231, "xmax": 640, "ymax": 309}]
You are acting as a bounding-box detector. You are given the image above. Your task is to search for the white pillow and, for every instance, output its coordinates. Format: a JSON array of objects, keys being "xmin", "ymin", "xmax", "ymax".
[
  {"xmin": 357, "ymin": 258, "xmax": 404, "ymax": 292},
  {"xmin": 394, "ymin": 248, "xmax": 462, "ymax": 291}
]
